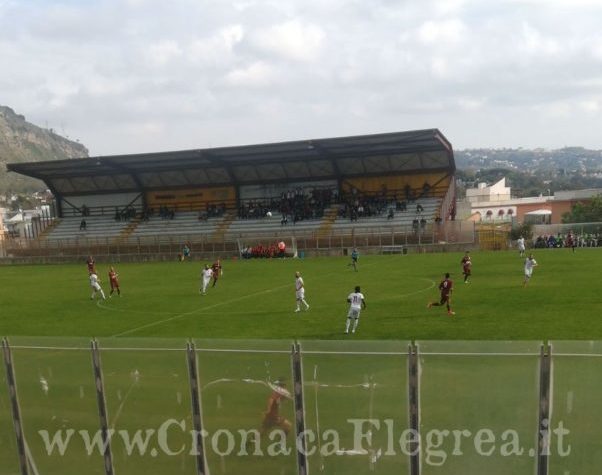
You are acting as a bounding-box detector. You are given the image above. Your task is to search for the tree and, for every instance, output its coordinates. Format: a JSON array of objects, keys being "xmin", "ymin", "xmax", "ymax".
[{"xmin": 562, "ymin": 194, "xmax": 602, "ymax": 223}]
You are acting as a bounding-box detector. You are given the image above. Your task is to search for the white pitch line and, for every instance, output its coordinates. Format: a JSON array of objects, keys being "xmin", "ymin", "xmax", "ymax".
[
  {"xmin": 110, "ymin": 282, "xmax": 292, "ymax": 337},
  {"xmin": 107, "ymin": 259, "xmax": 424, "ymax": 338}
]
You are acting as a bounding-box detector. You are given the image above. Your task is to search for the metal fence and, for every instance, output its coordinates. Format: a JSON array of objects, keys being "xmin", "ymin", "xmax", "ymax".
[
  {"xmin": 1, "ymin": 338, "xmax": 599, "ymax": 475},
  {"xmin": 1, "ymin": 221, "xmax": 475, "ymax": 264}
]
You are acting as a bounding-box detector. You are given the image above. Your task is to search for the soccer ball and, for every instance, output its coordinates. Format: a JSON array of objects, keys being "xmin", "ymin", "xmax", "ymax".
[{"xmin": 266, "ymin": 211, "xmax": 272, "ymax": 218}]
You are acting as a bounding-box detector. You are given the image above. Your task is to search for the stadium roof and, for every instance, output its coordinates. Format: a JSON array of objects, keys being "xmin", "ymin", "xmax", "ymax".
[{"xmin": 6, "ymin": 129, "xmax": 455, "ymax": 196}]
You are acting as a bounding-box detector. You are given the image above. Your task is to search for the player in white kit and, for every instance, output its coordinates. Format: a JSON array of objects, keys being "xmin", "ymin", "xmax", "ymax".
[
  {"xmin": 517, "ymin": 236, "xmax": 526, "ymax": 257},
  {"xmin": 294, "ymin": 271, "xmax": 310, "ymax": 312},
  {"xmin": 345, "ymin": 286, "xmax": 366, "ymax": 334},
  {"xmin": 523, "ymin": 254, "xmax": 538, "ymax": 287},
  {"xmin": 89, "ymin": 273, "xmax": 106, "ymax": 300},
  {"xmin": 200, "ymin": 264, "xmax": 213, "ymax": 295}
]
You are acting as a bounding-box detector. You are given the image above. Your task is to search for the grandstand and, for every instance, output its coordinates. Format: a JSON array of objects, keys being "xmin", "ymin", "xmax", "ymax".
[{"xmin": 5, "ymin": 129, "xmax": 465, "ymax": 260}]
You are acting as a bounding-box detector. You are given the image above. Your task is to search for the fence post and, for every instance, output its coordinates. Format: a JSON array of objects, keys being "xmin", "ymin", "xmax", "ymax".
[
  {"xmin": 291, "ymin": 342, "xmax": 309, "ymax": 475},
  {"xmin": 90, "ymin": 339, "xmax": 116, "ymax": 475},
  {"xmin": 408, "ymin": 342, "xmax": 420, "ymax": 475},
  {"xmin": 186, "ymin": 341, "xmax": 207, "ymax": 475},
  {"xmin": 2, "ymin": 338, "xmax": 29, "ymax": 475},
  {"xmin": 537, "ymin": 343, "xmax": 552, "ymax": 475}
]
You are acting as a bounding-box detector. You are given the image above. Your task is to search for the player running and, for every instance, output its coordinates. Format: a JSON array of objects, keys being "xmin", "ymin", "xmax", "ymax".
[
  {"xmin": 200, "ymin": 264, "xmax": 213, "ymax": 295},
  {"xmin": 517, "ymin": 236, "xmax": 526, "ymax": 257},
  {"xmin": 108, "ymin": 266, "xmax": 121, "ymax": 297},
  {"xmin": 523, "ymin": 254, "xmax": 538, "ymax": 287},
  {"xmin": 89, "ymin": 272, "xmax": 106, "ymax": 300},
  {"xmin": 294, "ymin": 271, "xmax": 310, "ymax": 312},
  {"xmin": 427, "ymin": 273, "xmax": 455, "ymax": 316},
  {"xmin": 461, "ymin": 251, "xmax": 472, "ymax": 283},
  {"xmin": 86, "ymin": 255, "xmax": 96, "ymax": 275},
  {"xmin": 345, "ymin": 286, "xmax": 366, "ymax": 334},
  {"xmin": 260, "ymin": 379, "xmax": 292, "ymax": 437},
  {"xmin": 211, "ymin": 258, "xmax": 222, "ymax": 287},
  {"xmin": 347, "ymin": 248, "xmax": 359, "ymax": 271}
]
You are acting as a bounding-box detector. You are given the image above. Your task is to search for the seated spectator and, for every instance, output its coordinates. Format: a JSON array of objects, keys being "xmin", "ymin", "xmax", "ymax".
[
  {"xmin": 79, "ymin": 218, "xmax": 87, "ymax": 230},
  {"xmin": 416, "ymin": 203, "xmax": 424, "ymax": 213},
  {"xmin": 387, "ymin": 208, "xmax": 394, "ymax": 220}
]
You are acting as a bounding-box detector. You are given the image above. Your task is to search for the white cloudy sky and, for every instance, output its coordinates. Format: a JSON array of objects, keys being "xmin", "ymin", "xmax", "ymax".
[{"xmin": 1, "ymin": 0, "xmax": 602, "ymax": 156}]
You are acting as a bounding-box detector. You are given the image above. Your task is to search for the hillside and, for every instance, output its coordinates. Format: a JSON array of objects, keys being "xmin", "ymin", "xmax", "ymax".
[
  {"xmin": 455, "ymin": 147, "xmax": 602, "ymax": 197},
  {"xmin": 0, "ymin": 105, "xmax": 88, "ymax": 193}
]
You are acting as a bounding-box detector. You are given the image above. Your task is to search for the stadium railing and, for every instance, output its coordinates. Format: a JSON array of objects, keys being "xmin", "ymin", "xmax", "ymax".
[
  {"xmin": 0, "ymin": 220, "xmax": 476, "ymax": 263},
  {"xmin": 3, "ymin": 338, "xmax": 598, "ymax": 474}
]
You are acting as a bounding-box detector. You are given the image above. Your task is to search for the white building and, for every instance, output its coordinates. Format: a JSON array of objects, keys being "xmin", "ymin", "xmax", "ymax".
[{"xmin": 465, "ymin": 178, "xmax": 511, "ymax": 203}]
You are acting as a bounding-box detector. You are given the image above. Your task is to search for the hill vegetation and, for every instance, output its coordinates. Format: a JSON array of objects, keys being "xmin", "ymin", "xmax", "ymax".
[{"xmin": 0, "ymin": 105, "xmax": 88, "ymax": 194}]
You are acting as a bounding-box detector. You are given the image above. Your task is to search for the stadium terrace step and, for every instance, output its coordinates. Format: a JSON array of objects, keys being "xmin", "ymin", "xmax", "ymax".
[
  {"xmin": 209, "ymin": 213, "xmax": 236, "ymax": 243},
  {"xmin": 38, "ymin": 219, "xmax": 61, "ymax": 240},
  {"xmin": 118, "ymin": 217, "xmax": 141, "ymax": 241},
  {"xmin": 44, "ymin": 216, "xmax": 130, "ymax": 241},
  {"xmin": 125, "ymin": 211, "xmax": 220, "ymax": 242},
  {"xmin": 315, "ymin": 206, "xmax": 340, "ymax": 237}
]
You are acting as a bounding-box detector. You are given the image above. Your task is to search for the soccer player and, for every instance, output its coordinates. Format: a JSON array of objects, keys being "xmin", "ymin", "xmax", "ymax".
[
  {"xmin": 345, "ymin": 286, "xmax": 366, "ymax": 334},
  {"xmin": 89, "ymin": 272, "xmax": 106, "ymax": 300},
  {"xmin": 108, "ymin": 266, "xmax": 121, "ymax": 297},
  {"xmin": 260, "ymin": 379, "xmax": 292, "ymax": 437},
  {"xmin": 347, "ymin": 248, "xmax": 359, "ymax": 271},
  {"xmin": 211, "ymin": 258, "xmax": 222, "ymax": 287},
  {"xmin": 182, "ymin": 243, "xmax": 191, "ymax": 261},
  {"xmin": 200, "ymin": 264, "xmax": 213, "ymax": 295},
  {"xmin": 523, "ymin": 254, "xmax": 538, "ymax": 287},
  {"xmin": 86, "ymin": 255, "xmax": 96, "ymax": 275},
  {"xmin": 517, "ymin": 236, "xmax": 526, "ymax": 257},
  {"xmin": 461, "ymin": 251, "xmax": 472, "ymax": 283},
  {"xmin": 566, "ymin": 231, "xmax": 576, "ymax": 252},
  {"xmin": 427, "ymin": 273, "xmax": 455, "ymax": 316},
  {"xmin": 294, "ymin": 271, "xmax": 310, "ymax": 312}
]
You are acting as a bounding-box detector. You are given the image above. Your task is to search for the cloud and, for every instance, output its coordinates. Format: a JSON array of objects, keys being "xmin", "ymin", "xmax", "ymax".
[
  {"xmin": 418, "ymin": 19, "xmax": 465, "ymax": 45},
  {"xmin": 145, "ymin": 40, "xmax": 183, "ymax": 66},
  {"xmin": 224, "ymin": 61, "xmax": 278, "ymax": 87},
  {"xmin": 252, "ymin": 20, "xmax": 325, "ymax": 62},
  {"xmin": 0, "ymin": 0, "xmax": 601, "ymax": 154}
]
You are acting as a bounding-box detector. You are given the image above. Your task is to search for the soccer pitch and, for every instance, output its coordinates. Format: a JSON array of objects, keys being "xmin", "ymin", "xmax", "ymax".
[
  {"xmin": 2, "ymin": 249, "xmax": 602, "ymax": 474},
  {"xmin": 1, "ymin": 249, "xmax": 602, "ymax": 340}
]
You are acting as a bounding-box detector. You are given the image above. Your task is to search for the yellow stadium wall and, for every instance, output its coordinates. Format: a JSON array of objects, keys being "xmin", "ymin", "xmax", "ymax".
[
  {"xmin": 146, "ymin": 186, "xmax": 236, "ymax": 210},
  {"xmin": 341, "ymin": 173, "xmax": 451, "ymax": 197}
]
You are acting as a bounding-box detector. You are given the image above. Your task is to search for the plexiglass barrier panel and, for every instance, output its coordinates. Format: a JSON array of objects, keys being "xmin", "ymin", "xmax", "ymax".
[
  {"xmin": 418, "ymin": 341, "xmax": 541, "ymax": 475},
  {"xmin": 194, "ymin": 339, "xmax": 297, "ymax": 475},
  {"xmin": 549, "ymin": 341, "xmax": 602, "ymax": 474},
  {"xmin": 0, "ymin": 344, "xmax": 20, "ymax": 475},
  {"xmin": 98, "ymin": 338, "xmax": 197, "ymax": 475},
  {"xmin": 300, "ymin": 340, "xmax": 411, "ymax": 475},
  {"xmin": 9, "ymin": 337, "xmax": 104, "ymax": 475}
]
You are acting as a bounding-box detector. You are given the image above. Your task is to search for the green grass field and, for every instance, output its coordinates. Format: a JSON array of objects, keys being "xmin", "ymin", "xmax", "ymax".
[
  {"xmin": 1, "ymin": 249, "xmax": 602, "ymax": 340},
  {"xmin": 2, "ymin": 250, "xmax": 602, "ymax": 475}
]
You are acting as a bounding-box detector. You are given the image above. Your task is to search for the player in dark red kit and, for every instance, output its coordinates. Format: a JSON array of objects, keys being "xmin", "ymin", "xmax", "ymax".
[
  {"xmin": 428, "ymin": 272, "xmax": 455, "ymax": 316},
  {"xmin": 260, "ymin": 379, "xmax": 292, "ymax": 436},
  {"xmin": 211, "ymin": 258, "xmax": 222, "ymax": 287},
  {"xmin": 108, "ymin": 266, "xmax": 121, "ymax": 297},
  {"xmin": 566, "ymin": 230, "xmax": 576, "ymax": 252},
  {"xmin": 460, "ymin": 251, "xmax": 472, "ymax": 283},
  {"xmin": 86, "ymin": 255, "xmax": 96, "ymax": 275}
]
